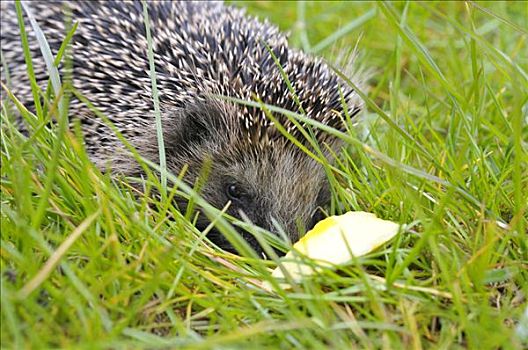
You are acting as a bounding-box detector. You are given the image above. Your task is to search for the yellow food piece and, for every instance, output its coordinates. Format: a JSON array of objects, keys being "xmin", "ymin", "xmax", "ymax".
[{"xmin": 264, "ymin": 211, "xmax": 401, "ymax": 290}]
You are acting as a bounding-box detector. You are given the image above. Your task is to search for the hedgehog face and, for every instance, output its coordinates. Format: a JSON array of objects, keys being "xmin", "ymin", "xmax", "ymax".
[
  {"xmin": 162, "ymin": 99, "xmax": 338, "ymax": 255},
  {"xmin": 186, "ymin": 149, "xmax": 332, "ymax": 256},
  {"xmin": 199, "ymin": 144, "xmax": 333, "ymax": 255}
]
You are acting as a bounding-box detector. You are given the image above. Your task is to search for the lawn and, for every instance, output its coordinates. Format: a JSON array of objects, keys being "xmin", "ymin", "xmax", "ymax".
[{"xmin": 1, "ymin": 1, "xmax": 527, "ymax": 349}]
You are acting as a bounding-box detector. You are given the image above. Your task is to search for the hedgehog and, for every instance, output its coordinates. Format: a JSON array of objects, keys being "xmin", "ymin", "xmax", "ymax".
[{"xmin": 1, "ymin": 1, "xmax": 362, "ymax": 255}]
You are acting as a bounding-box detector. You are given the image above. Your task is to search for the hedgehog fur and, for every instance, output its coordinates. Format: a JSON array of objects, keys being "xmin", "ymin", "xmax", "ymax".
[{"xmin": 1, "ymin": 1, "xmax": 363, "ymax": 254}]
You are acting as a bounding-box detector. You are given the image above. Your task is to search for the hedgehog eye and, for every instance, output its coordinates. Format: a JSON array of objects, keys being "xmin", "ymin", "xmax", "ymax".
[{"xmin": 226, "ymin": 183, "xmax": 244, "ymax": 201}]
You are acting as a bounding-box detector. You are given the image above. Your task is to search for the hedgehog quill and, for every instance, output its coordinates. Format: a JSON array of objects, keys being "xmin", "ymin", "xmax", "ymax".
[{"xmin": 1, "ymin": 1, "xmax": 363, "ymax": 255}]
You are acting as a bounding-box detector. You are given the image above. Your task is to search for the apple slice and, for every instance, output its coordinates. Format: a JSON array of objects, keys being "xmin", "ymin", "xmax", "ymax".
[{"xmin": 264, "ymin": 211, "xmax": 401, "ymax": 291}]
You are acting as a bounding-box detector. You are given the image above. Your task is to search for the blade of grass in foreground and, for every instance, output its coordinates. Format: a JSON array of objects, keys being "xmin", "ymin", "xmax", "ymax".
[
  {"xmin": 14, "ymin": 0, "xmax": 43, "ymax": 119},
  {"xmin": 21, "ymin": 1, "xmax": 65, "ymax": 116},
  {"xmin": 142, "ymin": 1, "xmax": 167, "ymax": 195},
  {"xmin": 18, "ymin": 2, "xmax": 73, "ymax": 230}
]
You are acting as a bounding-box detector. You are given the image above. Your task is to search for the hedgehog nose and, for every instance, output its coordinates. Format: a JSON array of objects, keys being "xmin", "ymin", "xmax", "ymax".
[{"xmin": 308, "ymin": 210, "xmax": 326, "ymax": 231}]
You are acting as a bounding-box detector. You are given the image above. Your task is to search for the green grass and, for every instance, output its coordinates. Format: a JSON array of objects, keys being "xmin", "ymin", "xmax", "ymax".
[{"xmin": 1, "ymin": 1, "xmax": 527, "ymax": 348}]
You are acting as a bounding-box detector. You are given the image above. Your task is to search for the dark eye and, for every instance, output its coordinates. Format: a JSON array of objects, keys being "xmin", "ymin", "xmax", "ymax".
[{"xmin": 226, "ymin": 183, "xmax": 244, "ymax": 201}]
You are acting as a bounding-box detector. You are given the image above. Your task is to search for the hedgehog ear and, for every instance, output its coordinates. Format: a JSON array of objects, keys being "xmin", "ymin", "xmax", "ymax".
[{"xmin": 163, "ymin": 100, "xmax": 228, "ymax": 153}]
